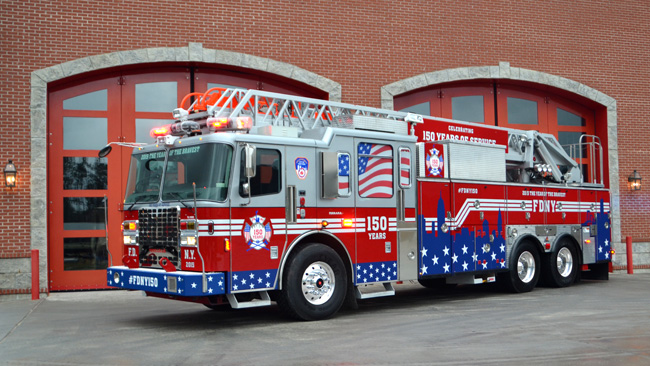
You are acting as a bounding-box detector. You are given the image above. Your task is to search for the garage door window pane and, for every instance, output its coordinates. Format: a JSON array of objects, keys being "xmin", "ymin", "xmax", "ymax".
[
  {"xmin": 507, "ymin": 97, "xmax": 538, "ymax": 125},
  {"xmin": 63, "ymin": 197, "xmax": 106, "ymax": 230},
  {"xmin": 63, "ymin": 89, "xmax": 107, "ymax": 111},
  {"xmin": 399, "ymin": 102, "xmax": 430, "ymax": 116},
  {"xmin": 557, "ymin": 108, "xmax": 586, "ymax": 127},
  {"xmin": 63, "ymin": 157, "xmax": 107, "ymax": 190},
  {"xmin": 135, "ymin": 82, "xmax": 178, "ymax": 112},
  {"xmin": 64, "ymin": 237, "xmax": 107, "ymax": 271},
  {"xmin": 558, "ymin": 131, "xmax": 587, "ymax": 156},
  {"xmin": 63, "ymin": 117, "xmax": 107, "ymax": 150},
  {"xmin": 452, "ymin": 95, "xmax": 484, "ymax": 123}
]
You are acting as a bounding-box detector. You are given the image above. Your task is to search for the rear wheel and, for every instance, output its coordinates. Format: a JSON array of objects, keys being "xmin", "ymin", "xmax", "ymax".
[
  {"xmin": 277, "ymin": 244, "xmax": 347, "ymax": 321},
  {"xmin": 500, "ymin": 240, "xmax": 540, "ymax": 293},
  {"xmin": 543, "ymin": 240, "xmax": 578, "ymax": 287}
]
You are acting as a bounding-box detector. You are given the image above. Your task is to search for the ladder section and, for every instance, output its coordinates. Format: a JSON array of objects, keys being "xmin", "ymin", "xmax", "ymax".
[{"xmin": 179, "ymin": 87, "xmax": 421, "ymax": 135}]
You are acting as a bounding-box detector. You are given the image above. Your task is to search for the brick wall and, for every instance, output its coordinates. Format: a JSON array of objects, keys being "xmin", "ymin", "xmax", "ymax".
[{"xmin": 1, "ymin": 0, "xmax": 649, "ymax": 273}]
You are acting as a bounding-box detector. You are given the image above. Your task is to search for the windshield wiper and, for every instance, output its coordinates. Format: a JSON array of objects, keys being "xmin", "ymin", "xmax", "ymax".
[{"xmin": 166, "ymin": 192, "xmax": 190, "ymax": 208}]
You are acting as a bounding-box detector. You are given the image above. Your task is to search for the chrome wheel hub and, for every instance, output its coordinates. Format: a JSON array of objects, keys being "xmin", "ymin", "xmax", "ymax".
[
  {"xmin": 301, "ymin": 261, "xmax": 335, "ymax": 305},
  {"xmin": 556, "ymin": 247, "xmax": 574, "ymax": 278},
  {"xmin": 517, "ymin": 251, "xmax": 536, "ymax": 283}
]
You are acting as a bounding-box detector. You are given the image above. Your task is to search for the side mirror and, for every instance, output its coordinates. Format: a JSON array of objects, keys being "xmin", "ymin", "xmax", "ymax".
[
  {"xmin": 244, "ymin": 144, "xmax": 256, "ymax": 178},
  {"xmin": 98, "ymin": 144, "xmax": 112, "ymax": 158}
]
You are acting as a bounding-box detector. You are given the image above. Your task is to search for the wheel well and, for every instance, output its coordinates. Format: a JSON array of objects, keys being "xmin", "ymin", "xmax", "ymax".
[
  {"xmin": 277, "ymin": 231, "xmax": 353, "ymax": 290},
  {"xmin": 511, "ymin": 234, "xmax": 543, "ymax": 262}
]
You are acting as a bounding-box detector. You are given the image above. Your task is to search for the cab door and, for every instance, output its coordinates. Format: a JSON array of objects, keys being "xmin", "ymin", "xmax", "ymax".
[{"xmin": 229, "ymin": 144, "xmax": 286, "ymax": 293}]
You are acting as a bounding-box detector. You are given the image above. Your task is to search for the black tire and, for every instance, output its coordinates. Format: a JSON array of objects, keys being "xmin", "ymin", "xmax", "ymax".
[
  {"xmin": 543, "ymin": 240, "xmax": 579, "ymax": 287},
  {"xmin": 277, "ymin": 244, "xmax": 347, "ymax": 321},
  {"xmin": 499, "ymin": 240, "xmax": 540, "ymax": 293}
]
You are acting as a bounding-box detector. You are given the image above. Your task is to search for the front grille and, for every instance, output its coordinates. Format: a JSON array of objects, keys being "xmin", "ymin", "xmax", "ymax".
[{"xmin": 138, "ymin": 207, "xmax": 180, "ymax": 268}]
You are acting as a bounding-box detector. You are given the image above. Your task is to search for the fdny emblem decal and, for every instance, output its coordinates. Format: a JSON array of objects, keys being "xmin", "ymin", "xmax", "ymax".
[
  {"xmin": 426, "ymin": 147, "xmax": 444, "ymax": 177},
  {"xmin": 294, "ymin": 157, "xmax": 309, "ymax": 180},
  {"xmin": 243, "ymin": 212, "xmax": 271, "ymax": 251}
]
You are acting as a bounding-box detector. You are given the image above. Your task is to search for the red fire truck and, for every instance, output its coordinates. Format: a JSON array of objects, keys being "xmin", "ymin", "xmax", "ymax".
[{"xmin": 102, "ymin": 87, "xmax": 612, "ymax": 320}]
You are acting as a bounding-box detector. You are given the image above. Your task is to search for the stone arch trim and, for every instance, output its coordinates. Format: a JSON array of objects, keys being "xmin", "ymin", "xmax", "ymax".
[
  {"xmin": 381, "ymin": 62, "xmax": 621, "ymax": 250},
  {"xmin": 28, "ymin": 43, "xmax": 342, "ymax": 290}
]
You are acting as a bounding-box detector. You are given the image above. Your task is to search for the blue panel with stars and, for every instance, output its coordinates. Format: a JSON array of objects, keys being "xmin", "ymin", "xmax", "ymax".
[
  {"xmin": 107, "ymin": 266, "xmax": 226, "ymax": 296},
  {"xmin": 590, "ymin": 199, "xmax": 612, "ymax": 262},
  {"xmin": 355, "ymin": 261, "xmax": 397, "ymax": 284},
  {"xmin": 230, "ymin": 269, "xmax": 278, "ymax": 292}
]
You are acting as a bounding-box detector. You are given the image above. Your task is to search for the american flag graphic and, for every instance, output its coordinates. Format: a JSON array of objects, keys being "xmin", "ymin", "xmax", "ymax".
[
  {"xmin": 399, "ymin": 148, "xmax": 411, "ymax": 187},
  {"xmin": 338, "ymin": 153, "xmax": 350, "ymax": 195},
  {"xmin": 358, "ymin": 143, "xmax": 393, "ymax": 198}
]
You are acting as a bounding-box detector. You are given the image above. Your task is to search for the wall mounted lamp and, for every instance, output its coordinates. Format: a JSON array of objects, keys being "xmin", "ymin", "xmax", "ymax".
[
  {"xmin": 4, "ymin": 160, "xmax": 16, "ymax": 188},
  {"xmin": 628, "ymin": 170, "xmax": 642, "ymax": 191}
]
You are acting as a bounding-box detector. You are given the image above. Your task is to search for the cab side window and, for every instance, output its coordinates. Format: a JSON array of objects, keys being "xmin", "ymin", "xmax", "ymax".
[{"xmin": 240, "ymin": 148, "xmax": 282, "ymax": 197}]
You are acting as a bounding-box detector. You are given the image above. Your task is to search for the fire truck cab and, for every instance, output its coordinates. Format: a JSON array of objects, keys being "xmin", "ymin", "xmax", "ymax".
[{"xmin": 104, "ymin": 88, "xmax": 612, "ymax": 320}]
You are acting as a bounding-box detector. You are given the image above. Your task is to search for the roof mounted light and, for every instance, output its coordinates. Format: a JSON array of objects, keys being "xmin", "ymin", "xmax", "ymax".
[
  {"xmin": 207, "ymin": 116, "xmax": 253, "ymax": 132},
  {"xmin": 150, "ymin": 126, "xmax": 170, "ymax": 138},
  {"xmin": 172, "ymin": 108, "xmax": 189, "ymax": 120}
]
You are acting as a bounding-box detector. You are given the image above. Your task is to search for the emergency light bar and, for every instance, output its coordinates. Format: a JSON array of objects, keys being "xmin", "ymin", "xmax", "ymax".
[{"xmin": 207, "ymin": 116, "xmax": 253, "ymax": 131}]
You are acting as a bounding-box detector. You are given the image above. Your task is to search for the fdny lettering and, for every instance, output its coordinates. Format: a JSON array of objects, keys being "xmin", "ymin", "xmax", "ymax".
[
  {"xmin": 127, "ymin": 247, "xmax": 137, "ymax": 256},
  {"xmin": 129, "ymin": 275, "xmax": 158, "ymax": 287},
  {"xmin": 533, "ymin": 200, "xmax": 559, "ymax": 213},
  {"xmin": 184, "ymin": 249, "xmax": 195, "ymax": 260},
  {"xmin": 458, "ymin": 188, "xmax": 478, "ymax": 194}
]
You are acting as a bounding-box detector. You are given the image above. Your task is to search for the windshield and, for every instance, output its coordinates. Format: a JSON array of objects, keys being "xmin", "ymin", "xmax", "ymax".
[{"xmin": 124, "ymin": 143, "xmax": 233, "ymax": 204}]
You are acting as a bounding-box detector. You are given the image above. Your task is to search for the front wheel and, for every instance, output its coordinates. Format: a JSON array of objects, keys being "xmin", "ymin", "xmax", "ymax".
[
  {"xmin": 499, "ymin": 240, "xmax": 540, "ymax": 293},
  {"xmin": 277, "ymin": 244, "xmax": 347, "ymax": 321}
]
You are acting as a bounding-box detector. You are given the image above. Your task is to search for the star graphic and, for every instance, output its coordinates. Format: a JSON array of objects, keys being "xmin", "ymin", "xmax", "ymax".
[
  {"xmin": 241, "ymin": 279, "xmax": 247, "ymax": 285},
  {"xmin": 266, "ymin": 282, "xmax": 271, "ymax": 287},
  {"xmin": 605, "ymin": 239, "xmax": 609, "ymax": 246},
  {"xmin": 605, "ymin": 252, "xmax": 610, "ymax": 259},
  {"xmin": 462, "ymin": 245, "xmax": 468, "ymax": 254},
  {"xmin": 500, "ymin": 244, "xmax": 506, "ymax": 253},
  {"xmin": 472, "ymin": 253, "xmax": 478, "ymax": 262},
  {"xmin": 233, "ymin": 274, "xmax": 238, "ymax": 281},
  {"xmin": 491, "ymin": 252, "xmax": 497, "ymax": 261},
  {"xmin": 381, "ymin": 263, "xmax": 386, "ymax": 269},
  {"xmin": 363, "ymin": 269, "xmax": 367, "ymax": 274},
  {"xmin": 500, "ymin": 261, "xmax": 507, "ymax": 268},
  {"xmin": 257, "ymin": 278, "xmax": 262, "ymax": 284},
  {"xmin": 357, "ymin": 274, "xmax": 361, "ymax": 279},
  {"xmin": 482, "ymin": 244, "xmax": 489, "ymax": 253},
  {"xmin": 369, "ymin": 264, "xmax": 374, "ymax": 269},
  {"xmin": 599, "ymin": 246, "xmax": 603, "ymax": 253},
  {"xmin": 452, "ymin": 254, "xmax": 458, "ymax": 263},
  {"xmin": 265, "ymin": 272, "xmax": 271, "ymax": 278},
  {"xmin": 421, "ymin": 247, "xmax": 428, "ymax": 257},
  {"xmin": 482, "ymin": 262, "xmax": 488, "ymax": 269},
  {"xmin": 443, "ymin": 246, "xmax": 450, "ymax": 256},
  {"xmin": 191, "ymin": 282, "xmax": 197, "ymax": 289},
  {"xmin": 208, "ymin": 288, "xmax": 213, "ymax": 294},
  {"xmin": 432, "ymin": 255, "xmax": 439, "ymax": 265},
  {"xmin": 462, "ymin": 261, "xmax": 469, "ymax": 271},
  {"xmin": 357, "ymin": 265, "xmax": 361, "ymax": 270},
  {"xmin": 249, "ymin": 273, "xmax": 255, "ymax": 279},
  {"xmin": 443, "ymin": 263, "xmax": 450, "ymax": 273},
  {"xmin": 250, "ymin": 283, "xmax": 255, "ymax": 289},
  {"xmin": 208, "ymin": 276, "xmax": 213, "ymax": 282},
  {"xmin": 233, "ymin": 284, "xmax": 239, "ymax": 291},
  {"xmin": 218, "ymin": 280, "xmax": 223, "ymax": 287},
  {"xmin": 421, "ymin": 264, "xmax": 428, "ymax": 274}
]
